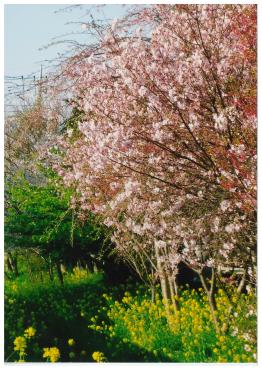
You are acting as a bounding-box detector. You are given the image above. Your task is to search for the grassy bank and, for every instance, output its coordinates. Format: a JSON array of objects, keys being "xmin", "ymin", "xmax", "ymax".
[{"xmin": 5, "ymin": 270, "xmax": 256, "ymax": 363}]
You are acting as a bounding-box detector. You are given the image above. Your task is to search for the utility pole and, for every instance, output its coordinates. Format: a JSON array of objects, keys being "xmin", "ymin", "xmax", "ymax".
[
  {"xmin": 21, "ymin": 75, "xmax": 25, "ymax": 107},
  {"xmin": 21, "ymin": 75, "xmax": 24, "ymax": 95},
  {"xmin": 37, "ymin": 65, "xmax": 43, "ymax": 106}
]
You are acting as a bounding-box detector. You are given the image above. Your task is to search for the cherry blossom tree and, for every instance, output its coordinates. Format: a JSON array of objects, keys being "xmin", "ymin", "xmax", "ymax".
[{"xmin": 47, "ymin": 4, "xmax": 256, "ymax": 330}]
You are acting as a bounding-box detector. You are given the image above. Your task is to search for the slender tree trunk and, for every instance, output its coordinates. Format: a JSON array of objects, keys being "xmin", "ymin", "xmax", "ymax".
[
  {"xmin": 26, "ymin": 250, "xmax": 33, "ymax": 280},
  {"xmin": 93, "ymin": 262, "xmax": 98, "ymax": 273},
  {"xmin": 221, "ymin": 269, "xmax": 247, "ymax": 334},
  {"xmin": 47, "ymin": 254, "xmax": 54, "ymax": 281},
  {"xmin": 86, "ymin": 260, "xmax": 93, "ymax": 273},
  {"xmin": 48, "ymin": 266, "xmax": 54, "ymax": 281},
  {"xmin": 167, "ymin": 274, "xmax": 179, "ymax": 312},
  {"xmin": 85, "ymin": 263, "xmax": 90, "ymax": 274},
  {"xmin": 160, "ymin": 274, "xmax": 171, "ymax": 313},
  {"xmin": 56, "ymin": 261, "xmax": 64, "ymax": 285},
  {"xmin": 155, "ymin": 244, "xmax": 171, "ymax": 317},
  {"xmin": 7, "ymin": 252, "xmax": 19, "ymax": 277},
  {"xmin": 199, "ymin": 268, "xmax": 219, "ymax": 333},
  {"xmin": 48, "ymin": 264, "xmax": 54, "ymax": 281},
  {"xmin": 150, "ymin": 268, "xmax": 156, "ymax": 303},
  {"xmin": 13, "ymin": 255, "xmax": 19, "ymax": 277},
  {"xmin": 151, "ymin": 284, "xmax": 156, "ymax": 303},
  {"xmin": 6, "ymin": 253, "xmax": 13, "ymax": 273}
]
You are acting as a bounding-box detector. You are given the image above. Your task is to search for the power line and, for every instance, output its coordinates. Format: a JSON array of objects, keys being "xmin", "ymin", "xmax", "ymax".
[{"xmin": 4, "ymin": 68, "xmax": 50, "ymax": 115}]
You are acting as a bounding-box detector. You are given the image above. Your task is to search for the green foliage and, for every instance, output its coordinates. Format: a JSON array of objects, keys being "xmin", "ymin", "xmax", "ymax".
[
  {"xmin": 6, "ymin": 172, "xmax": 71, "ymax": 250},
  {"xmin": 5, "ymin": 171, "xmax": 107, "ymax": 266}
]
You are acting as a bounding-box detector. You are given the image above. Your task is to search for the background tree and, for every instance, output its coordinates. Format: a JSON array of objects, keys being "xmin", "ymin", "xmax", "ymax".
[{"xmin": 5, "ymin": 169, "xmax": 112, "ymax": 284}]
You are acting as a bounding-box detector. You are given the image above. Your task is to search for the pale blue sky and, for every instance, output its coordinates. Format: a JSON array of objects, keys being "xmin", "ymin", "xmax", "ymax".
[{"xmin": 5, "ymin": 4, "xmax": 129, "ymax": 78}]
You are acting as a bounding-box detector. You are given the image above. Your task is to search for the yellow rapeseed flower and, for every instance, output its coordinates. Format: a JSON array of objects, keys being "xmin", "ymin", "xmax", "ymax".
[
  {"xmin": 218, "ymin": 335, "xmax": 225, "ymax": 343},
  {"xmin": 68, "ymin": 338, "xmax": 75, "ymax": 346},
  {"xmin": 14, "ymin": 336, "xmax": 26, "ymax": 353},
  {"xmin": 92, "ymin": 351, "xmax": 106, "ymax": 362},
  {"xmin": 24, "ymin": 327, "xmax": 36, "ymax": 338},
  {"xmin": 43, "ymin": 347, "xmax": 60, "ymax": 362}
]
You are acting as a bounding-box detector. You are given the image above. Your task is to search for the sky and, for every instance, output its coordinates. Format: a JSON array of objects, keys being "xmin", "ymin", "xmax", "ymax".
[
  {"xmin": 4, "ymin": 4, "xmax": 130, "ymax": 111},
  {"xmin": 4, "ymin": 4, "xmax": 129, "ymax": 78}
]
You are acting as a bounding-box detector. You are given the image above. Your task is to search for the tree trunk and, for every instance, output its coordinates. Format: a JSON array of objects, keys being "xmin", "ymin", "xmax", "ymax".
[
  {"xmin": 93, "ymin": 262, "xmax": 98, "ymax": 273},
  {"xmin": 26, "ymin": 250, "xmax": 33, "ymax": 280},
  {"xmin": 199, "ymin": 268, "xmax": 219, "ymax": 333},
  {"xmin": 48, "ymin": 255, "xmax": 54, "ymax": 281},
  {"xmin": 155, "ymin": 244, "xmax": 172, "ymax": 317},
  {"xmin": 151, "ymin": 284, "xmax": 156, "ymax": 303},
  {"xmin": 85, "ymin": 263, "xmax": 90, "ymax": 274},
  {"xmin": 6, "ymin": 254, "xmax": 13, "ymax": 272},
  {"xmin": 7, "ymin": 251, "xmax": 19, "ymax": 277},
  {"xmin": 221, "ymin": 269, "xmax": 247, "ymax": 334},
  {"xmin": 13, "ymin": 256, "xmax": 19, "ymax": 277},
  {"xmin": 48, "ymin": 264, "xmax": 54, "ymax": 281},
  {"xmin": 86, "ymin": 260, "xmax": 93, "ymax": 273},
  {"xmin": 167, "ymin": 274, "xmax": 179, "ymax": 312},
  {"xmin": 56, "ymin": 261, "xmax": 64, "ymax": 285}
]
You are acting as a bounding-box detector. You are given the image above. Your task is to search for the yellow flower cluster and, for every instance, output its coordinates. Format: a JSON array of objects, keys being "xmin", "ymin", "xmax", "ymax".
[
  {"xmin": 92, "ymin": 351, "xmax": 106, "ymax": 362},
  {"xmin": 72, "ymin": 266, "xmax": 88, "ymax": 280},
  {"xmin": 14, "ymin": 336, "xmax": 26, "ymax": 354},
  {"xmin": 89, "ymin": 286, "xmax": 256, "ymax": 363},
  {"xmin": 90, "ymin": 291, "xmax": 167, "ymax": 358},
  {"xmin": 68, "ymin": 338, "xmax": 75, "ymax": 346},
  {"xmin": 14, "ymin": 327, "xmax": 36, "ymax": 362},
  {"xmin": 9, "ymin": 285, "xmax": 256, "ymax": 363},
  {"xmin": 24, "ymin": 326, "xmax": 36, "ymax": 338},
  {"xmin": 43, "ymin": 347, "xmax": 60, "ymax": 362}
]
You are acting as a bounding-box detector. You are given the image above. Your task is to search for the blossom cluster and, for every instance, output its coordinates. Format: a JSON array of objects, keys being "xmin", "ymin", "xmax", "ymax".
[{"xmin": 48, "ymin": 5, "xmax": 256, "ymax": 287}]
